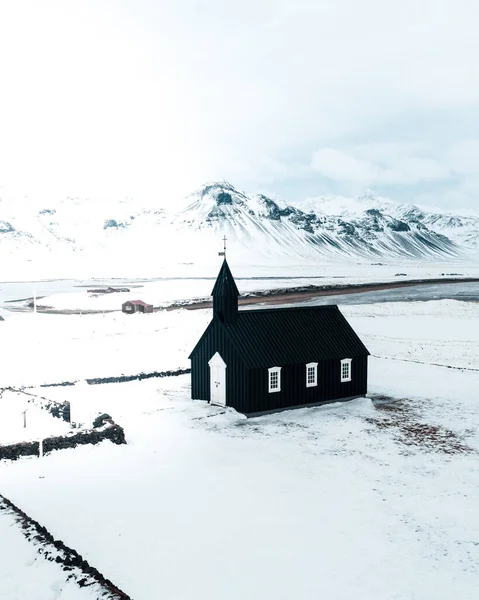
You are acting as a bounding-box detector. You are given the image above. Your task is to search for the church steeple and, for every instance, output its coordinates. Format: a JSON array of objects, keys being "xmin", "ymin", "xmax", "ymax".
[{"xmin": 212, "ymin": 258, "xmax": 239, "ymax": 324}]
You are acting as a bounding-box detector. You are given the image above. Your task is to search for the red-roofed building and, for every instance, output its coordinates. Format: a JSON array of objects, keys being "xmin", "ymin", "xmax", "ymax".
[{"xmin": 122, "ymin": 300, "xmax": 154, "ymax": 314}]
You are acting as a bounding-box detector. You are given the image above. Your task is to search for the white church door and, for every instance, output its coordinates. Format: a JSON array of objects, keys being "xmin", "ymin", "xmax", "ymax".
[{"xmin": 208, "ymin": 352, "xmax": 227, "ymax": 407}]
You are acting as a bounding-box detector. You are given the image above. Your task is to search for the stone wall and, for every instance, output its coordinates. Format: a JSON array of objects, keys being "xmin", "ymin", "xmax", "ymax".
[
  {"xmin": 0, "ymin": 423, "xmax": 126, "ymax": 461},
  {"xmin": 0, "ymin": 494, "xmax": 132, "ymax": 599},
  {"xmin": 34, "ymin": 367, "xmax": 191, "ymax": 388},
  {"xmin": 0, "ymin": 441, "xmax": 39, "ymax": 461},
  {"xmin": 86, "ymin": 367, "xmax": 191, "ymax": 385}
]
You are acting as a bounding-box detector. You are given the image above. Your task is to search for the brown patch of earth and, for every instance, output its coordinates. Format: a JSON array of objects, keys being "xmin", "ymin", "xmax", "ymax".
[
  {"xmin": 6, "ymin": 276, "xmax": 479, "ymax": 314},
  {"xmin": 180, "ymin": 277, "xmax": 479, "ymax": 310},
  {"xmin": 367, "ymin": 394, "xmax": 474, "ymax": 455}
]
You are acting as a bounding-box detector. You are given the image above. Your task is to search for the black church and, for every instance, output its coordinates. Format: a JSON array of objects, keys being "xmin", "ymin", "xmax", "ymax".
[{"xmin": 189, "ymin": 259, "xmax": 370, "ymax": 416}]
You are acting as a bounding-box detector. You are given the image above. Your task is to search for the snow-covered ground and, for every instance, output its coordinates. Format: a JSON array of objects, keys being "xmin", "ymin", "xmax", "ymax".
[
  {"xmin": 0, "ymin": 504, "xmax": 100, "ymax": 600},
  {"xmin": 0, "ymin": 309, "xmax": 207, "ymax": 388},
  {"xmin": 0, "ymin": 390, "xmax": 71, "ymax": 445},
  {"xmin": 21, "ymin": 270, "xmax": 479, "ymax": 312},
  {"xmin": 1, "ymin": 297, "xmax": 479, "ymax": 599},
  {"xmin": 345, "ymin": 300, "xmax": 479, "ymax": 370},
  {"xmin": 2, "ymin": 256, "xmax": 479, "ymax": 311},
  {"xmin": 1, "ymin": 296, "xmax": 478, "ymax": 388}
]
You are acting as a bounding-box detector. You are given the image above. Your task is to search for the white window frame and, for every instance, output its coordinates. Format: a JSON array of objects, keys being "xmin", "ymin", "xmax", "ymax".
[
  {"xmin": 306, "ymin": 362, "xmax": 318, "ymax": 387},
  {"xmin": 268, "ymin": 366, "xmax": 281, "ymax": 393},
  {"xmin": 341, "ymin": 358, "xmax": 352, "ymax": 382}
]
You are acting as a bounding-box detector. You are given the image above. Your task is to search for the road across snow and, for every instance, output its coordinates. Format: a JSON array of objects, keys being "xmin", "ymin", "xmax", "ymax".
[{"xmin": 0, "ymin": 298, "xmax": 478, "ymax": 388}]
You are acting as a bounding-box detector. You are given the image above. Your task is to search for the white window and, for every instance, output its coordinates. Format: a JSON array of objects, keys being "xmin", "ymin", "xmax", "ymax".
[
  {"xmin": 306, "ymin": 362, "xmax": 318, "ymax": 387},
  {"xmin": 341, "ymin": 358, "xmax": 352, "ymax": 382},
  {"xmin": 268, "ymin": 367, "xmax": 281, "ymax": 393}
]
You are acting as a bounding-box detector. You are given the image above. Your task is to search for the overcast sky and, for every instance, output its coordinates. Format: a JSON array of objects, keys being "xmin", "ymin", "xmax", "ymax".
[{"xmin": 1, "ymin": 0, "xmax": 479, "ymax": 210}]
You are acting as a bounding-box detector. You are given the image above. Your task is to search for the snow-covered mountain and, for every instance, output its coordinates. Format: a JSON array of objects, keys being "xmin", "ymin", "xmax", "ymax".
[
  {"xmin": 173, "ymin": 182, "xmax": 478, "ymax": 260},
  {"xmin": 0, "ymin": 182, "xmax": 478, "ymax": 276},
  {"xmin": 394, "ymin": 204, "xmax": 479, "ymax": 249}
]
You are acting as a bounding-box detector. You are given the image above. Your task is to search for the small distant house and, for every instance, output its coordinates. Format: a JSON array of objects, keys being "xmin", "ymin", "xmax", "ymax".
[
  {"xmin": 122, "ymin": 300, "xmax": 153, "ymax": 314},
  {"xmin": 189, "ymin": 259, "xmax": 369, "ymax": 416}
]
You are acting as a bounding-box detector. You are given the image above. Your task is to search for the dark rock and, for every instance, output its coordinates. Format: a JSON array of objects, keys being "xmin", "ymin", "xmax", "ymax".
[
  {"xmin": 261, "ymin": 197, "xmax": 283, "ymax": 220},
  {"xmin": 216, "ymin": 192, "xmax": 233, "ymax": 205},
  {"xmin": 0, "ymin": 221, "xmax": 15, "ymax": 233},
  {"xmin": 92, "ymin": 413, "xmax": 113, "ymax": 428},
  {"xmin": 103, "ymin": 219, "xmax": 127, "ymax": 230},
  {"xmin": 365, "ymin": 208, "xmax": 382, "ymax": 217},
  {"xmin": 387, "ymin": 219, "xmax": 410, "ymax": 232},
  {"xmin": 337, "ymin": 220, "xmax": 356, "ymax": 236}
]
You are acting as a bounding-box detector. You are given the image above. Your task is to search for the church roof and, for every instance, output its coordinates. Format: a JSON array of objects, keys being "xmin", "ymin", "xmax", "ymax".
[
  {"xmin": 190, "ymin": 304, "xmax": 369, "ymax": 367},
  {"xmin": 211, "ymin": 259, "xmax": 239, "ymax": 297}
]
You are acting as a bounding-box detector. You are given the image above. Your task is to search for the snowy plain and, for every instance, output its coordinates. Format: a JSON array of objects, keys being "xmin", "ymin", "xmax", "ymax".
[
  {"xmin": 1, "ymin": 291, "xmax": 479, "ymax": 599},
  {"xmin": 0, "ymin": 390, "xmax": 71, "ymax": 445},
  {"xmin": 2, "ymin": 255, "xmax": 479, "ymax": 312},
  {"xmin": 0, "ymin": 506, "xmax": 100, "ymax": 600}
]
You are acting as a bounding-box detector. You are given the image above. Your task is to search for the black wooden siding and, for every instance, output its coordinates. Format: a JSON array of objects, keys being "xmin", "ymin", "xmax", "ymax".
[
  {"xmin": 191, "ymin": 323, "xmax": 368, "ymax": 414},
  {"xmin": 244, "ymin": 355, "xmax": 368, "ymax": 414},
  {"xmin": 190, "ymin": 319, "xmax": 249, "ymax": 413}
]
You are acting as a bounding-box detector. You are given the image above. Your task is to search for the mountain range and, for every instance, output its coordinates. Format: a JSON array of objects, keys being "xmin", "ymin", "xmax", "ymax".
[{"xmin": 1, "ymin": 182, "xmax": 478, "ymax": 273}]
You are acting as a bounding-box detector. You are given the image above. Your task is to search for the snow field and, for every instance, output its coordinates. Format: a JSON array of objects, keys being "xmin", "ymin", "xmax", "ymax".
[
  {"xmin": 1, "ymin": 298, "xmax": 476, "ymax": 389},
  {"xmin": 0, "ymin": 505, "xmax": 101, "ymax": 600},
  {"xmin": 0, "ymin": 298, "xmax": 479, "ymax": 598},
  {"xmin": 344, "ymin": 299, "xmax": 479, "ymax": 370},
  {"xmin": 1, "ymin": 365, "xmax": 479, "ymax": 600},
  {"xmin": 0, "ymin": 309, "xmax": 208, "ymax": 388},
  {"xmin": 0, "ymin": 390, "xmax": 71, "ymax": 446},
  {"xmin": 3, "ymin": 255, "xmax": 479, "ymax": 309}
]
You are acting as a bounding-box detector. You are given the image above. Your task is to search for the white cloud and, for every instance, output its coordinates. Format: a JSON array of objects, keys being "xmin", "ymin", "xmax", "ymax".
[
  {"xmin": 311, "ymin": 150, "xmax": 374, "ymax": 184},
  {"xmin": 1, "ymin": 0, "xmax": 479, "ymax": 209},
  {"xmin": 311, "ymin": 146, "xmax": 447, "ymax": 186},
  {"xmin": 448, "ymin": 140, "xmax": 479, "ymax": 175}
]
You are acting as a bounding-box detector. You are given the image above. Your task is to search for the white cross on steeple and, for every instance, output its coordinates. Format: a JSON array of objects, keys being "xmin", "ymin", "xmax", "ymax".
[{"xmin": 218, "ymin": 235, "xmax": 227, "ymax": 257}]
